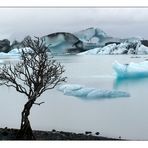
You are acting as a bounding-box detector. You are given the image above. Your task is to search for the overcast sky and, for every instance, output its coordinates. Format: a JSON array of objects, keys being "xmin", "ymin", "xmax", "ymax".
[{"xmin": 0, "ymin": 8, "xmax": 148, "ymax": 42}]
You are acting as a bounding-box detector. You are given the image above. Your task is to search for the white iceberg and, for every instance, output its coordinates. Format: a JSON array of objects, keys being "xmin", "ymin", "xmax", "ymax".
[
  {"xmin": 78, "ymin": 40, "xmax": 148, "ymax": 55},
  {"xmin": 113, "ymin": 61, "xmax": 148, "ymax": 78},
  {"xmin": 74, "ymin": 27, "xmax": 108, "ymax": 42},
  {"xmin": 57, "ymin": 84, "xmax": 130, "ymax": 99},
  {"xmin": 9, "ymin": 47, "xmax": 33, "ymax": 54},
  {"xmin": 58, "ymin": 84, "xmax": 84, "ymax": 92},
  {"xmin": 137, "ymin": 45, "xmax": 148, "ymax": 54},
  {"xmin": 78, "ymin": 43, "xmax": 127, "ymax": 55},
  {"xmin": 0, "ymin": 47, "xmax": 34, "ymax": 60},
  {"xmin": 78, "ymin": 48, "xmax": 101, "ymax": 55},
  {"xmin": 0, "ymin": 52, "xmax": 20, "ymax": 59}
]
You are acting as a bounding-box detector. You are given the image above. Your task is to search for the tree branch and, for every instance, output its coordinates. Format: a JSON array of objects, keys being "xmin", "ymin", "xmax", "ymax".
[{"xmin": 33, "ymin": 102, "xmax": 45, "ymax": 106}]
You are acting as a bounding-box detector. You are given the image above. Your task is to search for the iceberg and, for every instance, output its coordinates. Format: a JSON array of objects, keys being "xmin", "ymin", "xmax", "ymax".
[
  {"xmin": 57, "ymin": 84, "xmax": 130, "ymax": 99},
  {"xmin": 58, "ymin": 84, "xmax": 84, "ymax": 92},
  {"xmin": 42, "ymin": 32, "xmax": 82, "ymax": 54},
  {"xmin": 74, "ymin": 27, "xmax": 108, "ymax": 42},
  {"xmin": 78, "ymin": 47, "xmax": 101, "ymax": 55},
  {"xmin": 137, "ymin": 45, "xmax": 148, "ymax": 54},
  {"xmin": 0, "ymin": 52, "xmax": 20, "ymax": 59},
  {"xmin": 113, "ymin": 61, "xmax": 148, "ymax": 78},
  {"xmin": 0, "ymin": 47, "xmax": 33, "ymax": 59},
  {"xmin": 78, "ymin": 43, "xmax": 128, "ymax": 55},
  {"xmin": 78, "ymin": 40, "xmax": 148, "ymax": 55},
  {"xmin": 9, "ymin": 47, "xmax": 33, "ymax": 54}
]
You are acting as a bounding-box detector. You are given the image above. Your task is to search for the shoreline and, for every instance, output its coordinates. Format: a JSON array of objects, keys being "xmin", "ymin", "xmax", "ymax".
[{"xmin": 0, "ymin": 127, "xmax": 122, "ymax": 140}]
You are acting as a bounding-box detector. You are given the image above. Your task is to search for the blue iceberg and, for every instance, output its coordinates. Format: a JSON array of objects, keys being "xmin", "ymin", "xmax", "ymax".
[
  {"xmin": 57, "ymin": 84, "xmax": 130, "ymax": 99},
  {"xmin": 113, "ymin": 61, "xmax": 148, "ymax": 78}
]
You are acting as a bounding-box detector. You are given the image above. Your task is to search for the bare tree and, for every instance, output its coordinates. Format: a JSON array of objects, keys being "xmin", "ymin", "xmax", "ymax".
[{"xmin": 0, "ymin": 37, "xmax": 66, "ymax": 140}]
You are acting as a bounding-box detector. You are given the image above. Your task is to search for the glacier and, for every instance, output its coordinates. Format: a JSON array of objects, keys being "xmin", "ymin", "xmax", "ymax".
[
  {"xmin": 57, "ymin": 84, "xmax": 130, "ymax": 99},
  {"xmin": 113, "ymin": 61, "xmax": 148, "ymax": 78}
]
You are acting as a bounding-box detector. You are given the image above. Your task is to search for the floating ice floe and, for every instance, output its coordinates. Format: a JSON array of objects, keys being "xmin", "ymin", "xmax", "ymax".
[
  {"xmin": 113, "ymin": 60, "xmax": 148, "ymax": 78},
  {"xmin": 57, "ymin": 84, "xmax": 130, "ymax": 99}
]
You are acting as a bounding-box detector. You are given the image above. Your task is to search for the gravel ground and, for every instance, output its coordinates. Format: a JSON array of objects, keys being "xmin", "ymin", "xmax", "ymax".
[{"xmin": 0, "ymin": 127, "xmax": 121, "ymax": 140}]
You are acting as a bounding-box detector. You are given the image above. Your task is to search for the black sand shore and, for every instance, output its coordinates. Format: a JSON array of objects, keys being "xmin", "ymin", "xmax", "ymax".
[{"xmin": 0, "ymin": 127, "xmax": 121, "ymax": 140}]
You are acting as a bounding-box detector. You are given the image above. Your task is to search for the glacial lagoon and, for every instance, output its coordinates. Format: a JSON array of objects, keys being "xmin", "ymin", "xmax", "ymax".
[{"xmin": 0, "ymin": 55, "xmax": 148, "ymax": 140}]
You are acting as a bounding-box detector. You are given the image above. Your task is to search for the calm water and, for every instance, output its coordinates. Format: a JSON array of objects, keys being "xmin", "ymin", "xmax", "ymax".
[{"xmin": 0, "ymin": 55, "xmax": 148, "ymax": 140}]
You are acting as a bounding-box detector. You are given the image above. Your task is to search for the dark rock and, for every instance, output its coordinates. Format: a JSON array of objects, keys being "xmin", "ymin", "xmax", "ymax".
[
  {"xmin": 52, "ymin": 129, "xmax": 56, "ymax": 132},
  {"xmin": 10, "ymin": 36, "xmax": 32, "ymax": 50},
  {"xmin": 105, "ymin": 42, "xmax": 120, "ymax": 46},
  {"xmin": 0, "ymin": 39, "xmax": 11, "ymax": 53},
  {"xmin": 85, "ymin": 131, "xmax": 92, "ymax": 135},
  {"xmin": 122, "ymin": 50, "xmax": 128, "ymax": 54},
  {"xmin": 10, "ymin": 40, "xmax": 22, "ymax": 50},
  {"xmin": 67, "ymin": 48, "xmax": 86, "ymax": 54},
  {"xmin": 95, "ymin": 132, "xmax": 100, "ymax": 135},
  {"xmin": 141, "ymin": 40, "xmax": 148, "ymax": 47},
  {"xmin": 2, "ymin": 131, "xmax": 8, "ymax": 136}
]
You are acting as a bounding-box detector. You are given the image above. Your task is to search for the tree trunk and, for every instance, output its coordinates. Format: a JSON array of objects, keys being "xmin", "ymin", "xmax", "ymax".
[{"xmin": 16, "ymin": 98, "xmax": 36, "ymax": 140}]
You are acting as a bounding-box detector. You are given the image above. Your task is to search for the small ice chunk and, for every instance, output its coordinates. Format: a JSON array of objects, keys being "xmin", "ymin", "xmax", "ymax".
[
  {"xmin": 58, "ymin": 84, "xmax": 83, "ymax": 92},
  {"xmin": 65, "ymin": 88, "xmax": 96, "ymax": 97}
]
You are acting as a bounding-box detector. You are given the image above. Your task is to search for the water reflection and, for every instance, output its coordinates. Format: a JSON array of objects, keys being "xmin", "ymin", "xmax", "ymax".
[
  {"xmin": 113, "ymin": 77, "xmax": 148, "ymax": 89},
  {"xmin": 75, "ymin": 95, "xmax": 128, "ymax": 101}
]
